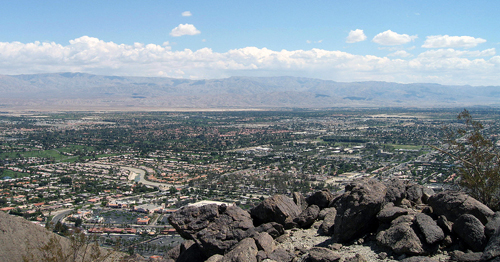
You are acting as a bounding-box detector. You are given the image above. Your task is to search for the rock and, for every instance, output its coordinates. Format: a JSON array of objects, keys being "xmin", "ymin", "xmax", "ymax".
[
  {"xmin": 256, "ymin": 250, "xmax": 268, "ymax": 262},
  {"xmin": 453, "ymin": 214, "xmax": 487, "ymax": 252},
  {"xmin": 384, "ymin": 178, "xmax": 406, "ymax": 204},
  {"xmin": 169, "ymin": 204, "xmax": 256, "ymax": 257},
  {"xmin": 165, "ymin": 243, "xmax": 181, "ymax": 260},
  {"xmin": 307, "ymin": 247, "xmax": 341, "ymax": 262},
  {"xmin": 293, "ymin": 192, "xmax": 308, "ymax": 211},
  {"xmin": 318, "ymin": 207, "xmax": 336, "ymax": 220},
  {"xmin": 482, "ymin": 230, "xmax": 500, "ymax": 261},
  {"xmin": 177, "ymin": 240, "xmax": 206, "ymax": 262},
  {"xmin": 250, "ymin": 195, "xmax": 302, "ymax": 229},
  {"xmin": 220, "ymin": 238, "xmax": 258, "ymax": 262},
  {"xmin": 254, "ymin": 232, "xmax": 275, "ymax": 254},
  {"xmin": 320, "ymin": 208, "xmax": 337, "ymax": 236},
  {"xmin": 376, "ymin": 222, "xmax": 425, "ymax": 255},
  {"xmin": 255, "ymin": 222, "xmax": 285, "ymax": 239},
  {"xmin": 306, "ymin": 190, "xmax": 335, "ymax": 209},
  {"xmin": 268, "ymin": 248, "xmax": 295, "ymax": 262},
  {"xmin": 414, "ymin": 213, "xmax": 445, "ymax": 245},
  {"xmin": 344, "ymin": 254, "xmax": 367, "ymax": 262},
  {"xmin": 422, "ymin": 187, "xmax": 435, "ymax": 203},
  {"xmin": 437, "ymin": 215, "xmax": 453, "ymax": 234},
  {"xmin": 485, "ymin": 212, "xmax": 500, "ymax": 238},
  {"xmin": 399, "ymin": 257, "xmax": 438, "ymax": 262},
  {"xmin": 391, "ymin": 214, "xmax": 415, "ymax": 225},
  {"xmin": 294, "ymin": 205, "xmax": 320, "ymax": 229},
  {"xmin": 206, "ymin": 254, "xmax": 224, "ymax": 262},
  {"xmin": 406, "ymin": 184, "xmax": 424, "ymax": 205},
  {"xmin": 450, "ymin": 250, "xmax": 482, "ymax": 262},
  {"xmin": 333, "ymin": 178, "xmax": 387, "ymax": 243},
  {"xmin": 376, "ymin": 204, "xmax": 409, "ymax": 223},
  {"xmin": 428, "ymin": 191, "xmax": 494, "ymax": 225}
]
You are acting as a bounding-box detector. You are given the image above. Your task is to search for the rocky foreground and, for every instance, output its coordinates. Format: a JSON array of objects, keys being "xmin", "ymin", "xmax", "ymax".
[{"xmin": 133, "ymin": 178, "xmax": 500, "ymax": 262}]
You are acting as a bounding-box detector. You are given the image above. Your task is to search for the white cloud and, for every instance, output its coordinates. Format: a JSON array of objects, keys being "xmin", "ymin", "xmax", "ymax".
[
  {"xmin": 422, "ymin": 35, "xmax": 487, "ymax": 48},
  {"xmin": 388, "ymin": 50, "xmax": 413, "ymax": 58},
  {"xmin": 182, "ymin": 11, "xmax": 192, "ymax": 17},
  {"xmin": 170, "ymin": 24, "xmax": 200, "ymax": 37},
  {"xmin": 306, "ymin": 40, "xmax": 323, "ymax": 44},
  {"xmin": 346, "ymin": 29, "xmax": 367, "ymax": 43},
  {"xmin": 373, "ymin": 30, "xmax": 417, "ymax": 45},
  {"xmin": 0, "ymin": 36, "xmax": 499, "ymax": 85}
]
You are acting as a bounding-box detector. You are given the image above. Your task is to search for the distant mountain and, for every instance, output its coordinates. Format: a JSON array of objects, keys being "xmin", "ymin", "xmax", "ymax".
[{"xmin": 0, "ymin": 73, "xmax": 498, "ymax": 110}]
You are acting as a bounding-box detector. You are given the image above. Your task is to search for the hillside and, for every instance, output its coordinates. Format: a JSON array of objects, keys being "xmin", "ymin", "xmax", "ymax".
[{"xmin": 1, "ymin": 73, "xmax": 499, "ymax": 111}]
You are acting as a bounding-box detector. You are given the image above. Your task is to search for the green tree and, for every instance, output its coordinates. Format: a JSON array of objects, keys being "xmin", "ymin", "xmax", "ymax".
[{"xmin": 435, "ymin": 109, "xmax": 500, "ymax": 210}]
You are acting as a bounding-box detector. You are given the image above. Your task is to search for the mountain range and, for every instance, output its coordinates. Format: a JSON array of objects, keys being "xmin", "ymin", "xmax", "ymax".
[{"xmin": 0, "ymin": 72, "xmax": 499, "ymax": 111}]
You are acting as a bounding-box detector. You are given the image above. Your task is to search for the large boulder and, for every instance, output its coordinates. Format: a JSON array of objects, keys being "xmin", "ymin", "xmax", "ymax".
[
  {"xmin": 320, "ymin": 208, "xmax": 337, "ymax": 236},
  {"xmin": 220, "ymin": 238, "xmax": 258, "ymax": 262},
  {"xmin": 405, "ymin": 184, "xmax": 424, "ymax": 205},
  {"xmin": 485, "ymin": 212, "xmax": 500, "ymax": 238},
  {"xmin": 376, "ymin": 220, "xmax": 425, "ymax": 255},
  {"xmin": 384, "ymin": 178, "xmax": 406, "ymax": 204},
  {"xmin": 482, "ymin": 230, "xmax": 500, "ymax": 261},
  {"xmin": 169, "ymin": 204, "xmax": 255, "ymax": 257},
  {"xmin": 333, "ymin": 178, "xmax": 387, "ymax": 243},
  {"xmin": 306, "ymin": 189, "xmax": 335, "ymax": 209},
  {"xmin": 293, "ymin": 192, "xmax": 308, "ymax": 211},
  {"xmin": 250, "ymin": 194, "xmax": 302, "ymax": 229},
  {"xmin": 428, "ymin": 191, "xmax": 494, "ymax": 225},
  {"xmin": 294, "ymin": 205, "xmax": 320, "ymax": 229},
  {"xmin": 414, "ymin": 213, "xmax": 445, "ymax": 245},
  {"xmin": 453, "ymin": 214, "xmax": 487, "ymax": 252},
  {"xmin": 377, "ymin": 204, "xmax": 410, "ymax": 223}
]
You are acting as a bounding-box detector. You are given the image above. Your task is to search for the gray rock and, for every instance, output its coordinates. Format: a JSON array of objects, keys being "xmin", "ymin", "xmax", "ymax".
[
  {"xmin": 384, "ymin": 178, "xmax": 406, "ymax": 204},
  {"xmin": 391, "ymin": 214, "xmax": 415, "ymax": 225},
  {"xmin": 485, "ymin": 211, "xmax": 500, "ymax": 238},
  {"xmin": 377, "ymin": 204, "xmax": 409, "ymax": 223},
  {"xmin": 318, "ymin": 207, "xmax": 336, "ymax": 220},
  {"xmin": 254, "ymin": 222, "xmax": 285, "ymax": 239},
  {"xmin": 306, "ymin": 190, "xmax": 335, "ymax": 209},
  {"xmin": 254, "ymin": 232, "xmax": 275, "ymax": 254},
  {"xmin": 376, "ymin": 222, "xmax": 425, "ymax": 255},
  {"xmin": 344, "ymin": 254, "xmax": 367, "ymax": 262},
  {"xmin": 437, "ymin": 215, "xmax": 453, "ymax": 234},
  {"xmin": 414, "ymin": 213, "xmax": 445, "ymax": 245},
  {"xmin": 450, "ymin": 250, "xmax": 482, "ymax": 262},
  {"xmin": 207, "ymin": 254, "xmax": 224, "ymax": 262},
  {"xmin": 293, "ymin": 192, "xmax": 308, "ymax": 211},
  {"xmin": 165, "ymin": 243, "xmax": 181, "ymax": 260},
  {"xmin": 453, "ymin": 214, "xmax": 487, "ymax": 252},
  {"xmin": 250, "ymin": 195, "xmax": 302, "ymax": 229},
  {"xmin": 428, "ymin": 191, "xmax": 494, "ymax": 225},
  {"xmin": 406, "ymin": 184, "xmax": 424, "ymax": 205},
  {"xmin": 221, "ymin": 238, "xmax": 258, "ymax": 262},
  {"xmin": 294, "ymin": 205, "xmax": 320, "ymax": 229},
  {"xmin": 422, "ymin": 187, "xmax": 435, "ymax": 203},
  {"xmin": 169, "ymin": 204, "xmax": 256, "ymax": 257},
  {"xmin": 333, "ymin": 178, "xmax": 387, "ymax": 243},
  {"xmin": 482, "ymin": 230, "xmax": 500, "ymax": 261},
  {"xmin": 177, "ymin": 240, "xmax": 207, "ymax": 262},
  {"xmin": 307, "ymin": 247, "xmax": 341, "ymax": 262},
  {"xmin": 268, "ymin": 248, "xmax": 295, "ymax": 262},
  {"xmin": 320, "ymin": 208, "xmax": 337, "ymax": 236},
  {"xmin": 256, "ymin": 250, "xmax": 268, "ymax": 262}
]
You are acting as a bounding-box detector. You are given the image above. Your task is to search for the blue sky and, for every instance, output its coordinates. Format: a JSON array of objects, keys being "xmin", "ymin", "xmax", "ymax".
[{"xmin": 0, "ymin": 0, "xmax": 499, "ymax": 86}]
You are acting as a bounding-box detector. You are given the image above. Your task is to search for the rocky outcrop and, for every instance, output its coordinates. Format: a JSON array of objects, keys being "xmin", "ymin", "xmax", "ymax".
[
  {"xmin": 333, "ymin": 178, "xmax": 387, "ymax": 242},
  {"xmin": 166, "ymin": 178, "xmax": 500, "ymax": 262},
  {"xmin": 250, "ymin": 194, "xmax": 302, "ymax": 229}
]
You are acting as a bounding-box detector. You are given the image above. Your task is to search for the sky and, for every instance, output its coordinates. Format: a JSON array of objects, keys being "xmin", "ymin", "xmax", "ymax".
[{"xmin": 0, "ymin": 0, "xmax": 499, "ymax": 86}]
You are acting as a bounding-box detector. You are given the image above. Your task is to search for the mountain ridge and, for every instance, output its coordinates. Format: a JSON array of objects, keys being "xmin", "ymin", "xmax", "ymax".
[{"xmin": 1, "ymin": 72, "xmax": 499, "ymax": 110}]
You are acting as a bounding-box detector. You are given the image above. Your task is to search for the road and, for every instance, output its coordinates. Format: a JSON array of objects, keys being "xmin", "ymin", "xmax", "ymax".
[{"xmin": 51, "ymin": 209, "xmax": 73, "ymax": 224}]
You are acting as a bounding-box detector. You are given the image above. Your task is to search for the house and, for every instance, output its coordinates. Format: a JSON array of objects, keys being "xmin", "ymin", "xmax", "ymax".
[{"xmin": 137, "ymin": 216, "xmax": 150, "ymax": 225}]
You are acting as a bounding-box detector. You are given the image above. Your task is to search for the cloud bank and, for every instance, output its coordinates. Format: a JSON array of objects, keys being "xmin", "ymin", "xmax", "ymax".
[
  {"xmin": 422, "ymin": 35, "xmax": 487, "ymax": 48},
  {"xmin": 0, "ymin": 36, "xmax": 499, "ymax": 86}
]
